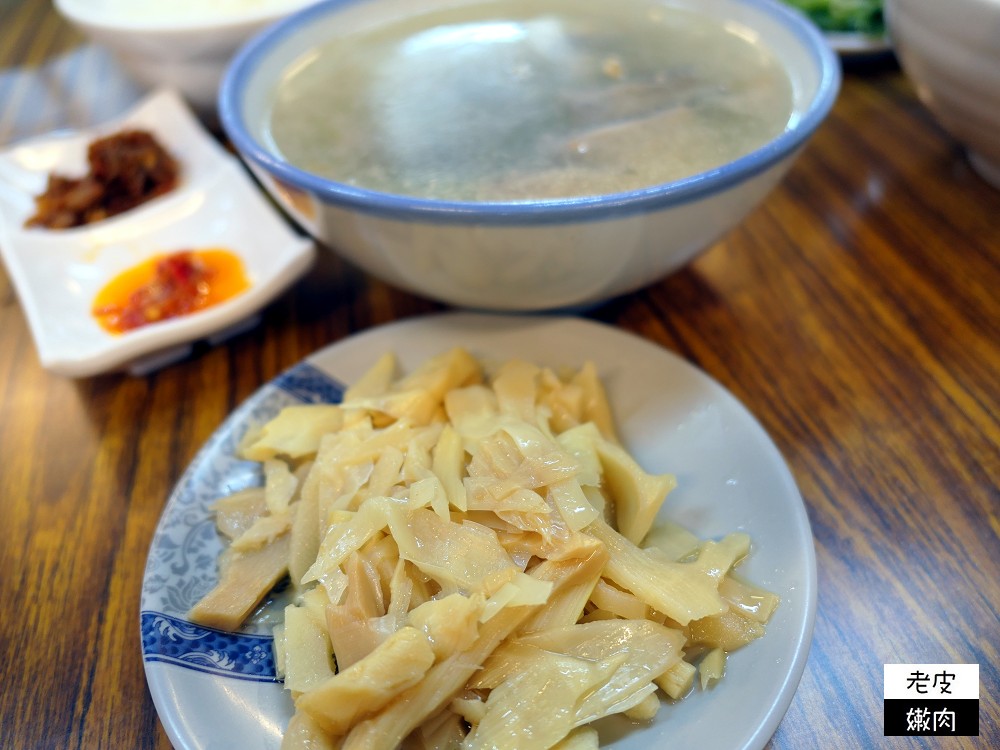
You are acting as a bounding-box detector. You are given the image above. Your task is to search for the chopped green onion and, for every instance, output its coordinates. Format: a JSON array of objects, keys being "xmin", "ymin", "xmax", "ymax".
[{"xmin": 782, "ymin": 0, "xmax": 885, "ymax": 36}]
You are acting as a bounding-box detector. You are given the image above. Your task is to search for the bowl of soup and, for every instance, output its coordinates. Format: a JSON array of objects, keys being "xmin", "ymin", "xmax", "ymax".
[{"xmin": 221, "ymin": 0, "xmax": 840, "ymax": 310}]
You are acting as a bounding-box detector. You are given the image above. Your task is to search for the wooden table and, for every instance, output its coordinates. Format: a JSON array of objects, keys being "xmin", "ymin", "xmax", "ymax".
[{"xmin": 1, "ymin": 2, "xmax": 997, "ymax": 748}]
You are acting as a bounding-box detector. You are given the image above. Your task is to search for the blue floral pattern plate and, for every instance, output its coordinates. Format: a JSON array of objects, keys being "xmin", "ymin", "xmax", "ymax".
[{"xmin": 141, "ymin": 312, "xmax": 817, "ymax": 750}]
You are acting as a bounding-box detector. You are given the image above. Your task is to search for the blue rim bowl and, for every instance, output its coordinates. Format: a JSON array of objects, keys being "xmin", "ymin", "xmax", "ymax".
[{"xmin": 219, "ymin": 0, "xmax": 841, "ymax": 227}]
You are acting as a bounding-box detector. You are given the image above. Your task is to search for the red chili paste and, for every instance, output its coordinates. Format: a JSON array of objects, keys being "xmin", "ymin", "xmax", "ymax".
[{"xmin": 92, "ymin": 249, "xmax": 249, "ymax": 334}]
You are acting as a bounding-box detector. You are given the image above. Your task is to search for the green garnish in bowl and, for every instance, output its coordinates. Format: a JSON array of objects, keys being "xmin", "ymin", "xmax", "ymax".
[{"xmin": 783, "ymin": 0, "xmax": 885, "ymax": 36}]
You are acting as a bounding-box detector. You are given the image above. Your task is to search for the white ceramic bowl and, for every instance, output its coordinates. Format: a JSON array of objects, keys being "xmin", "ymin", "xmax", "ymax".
[
  {"xmin": 221, "ymin": 0, "xmax": 840, "ymax": 311},
  {"xmin": 886, "ymin": 0, "xmax": 1000, "ymax": 188},
  {"xmin": 54, "ymin": 0, "xmax": 320, "ymax": 112}
]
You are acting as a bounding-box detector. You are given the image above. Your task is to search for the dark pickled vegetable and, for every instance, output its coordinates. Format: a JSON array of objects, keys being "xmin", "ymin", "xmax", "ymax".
[{"xmin": 25, "ymin": 129, "xmax": 180, "ymax": 229}]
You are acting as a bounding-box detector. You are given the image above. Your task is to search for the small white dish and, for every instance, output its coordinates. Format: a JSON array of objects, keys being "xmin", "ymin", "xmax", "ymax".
[
  {"xmin": 0, "ymin": 89, "xmax": 315, "ymax": 377},
  {"xmin": 141, "ymin": 312, "xmax": 817, "ymax": 750}
]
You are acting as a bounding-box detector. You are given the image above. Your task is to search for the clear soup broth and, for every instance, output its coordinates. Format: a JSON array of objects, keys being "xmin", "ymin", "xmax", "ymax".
[{"xmin": 266, "ymin": 0, "xmax": 794, "ymax": 202}]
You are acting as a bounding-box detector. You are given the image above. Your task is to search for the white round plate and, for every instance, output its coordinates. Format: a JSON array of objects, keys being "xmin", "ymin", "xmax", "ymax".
[{"xmin": 141, "ymin": 311, "xmax": 817, "ymax": 750}]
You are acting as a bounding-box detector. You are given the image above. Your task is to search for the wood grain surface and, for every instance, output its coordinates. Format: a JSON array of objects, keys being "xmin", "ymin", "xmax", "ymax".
[{"xmin": 1, "ymin": 2, "xmax": 997, "ymax": 748}]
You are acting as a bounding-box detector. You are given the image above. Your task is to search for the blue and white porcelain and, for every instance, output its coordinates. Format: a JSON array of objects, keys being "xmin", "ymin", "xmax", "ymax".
[{"xmin": 141, "ymin": 312, "xmax": 817, "ymax": 750}]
